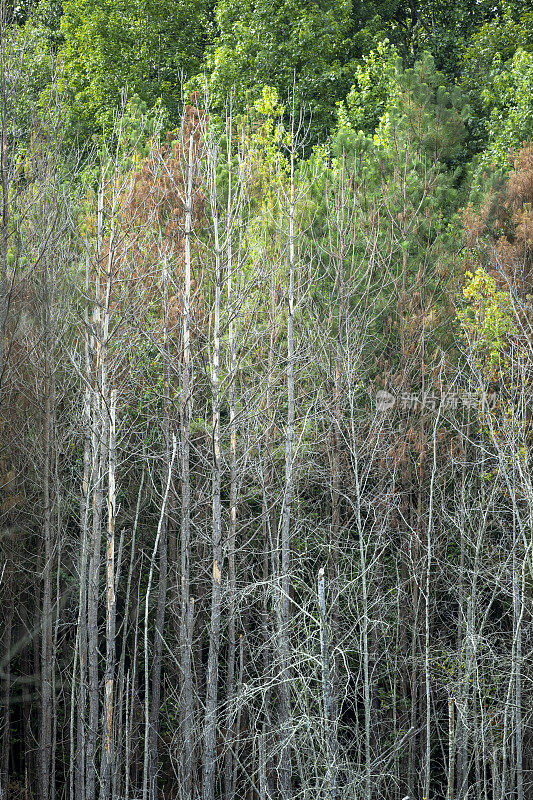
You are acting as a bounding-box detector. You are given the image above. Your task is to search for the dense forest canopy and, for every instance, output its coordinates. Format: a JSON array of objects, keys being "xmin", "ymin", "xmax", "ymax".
[{"xmin": 0, "ymin": 1, "xmax": 533, "ymax": 800}]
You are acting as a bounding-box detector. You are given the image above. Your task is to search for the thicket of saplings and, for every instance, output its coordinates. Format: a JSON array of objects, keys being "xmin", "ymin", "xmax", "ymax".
[{"xmin": 0, "ymin": 29, "xmax": 532, "ymax": 800}]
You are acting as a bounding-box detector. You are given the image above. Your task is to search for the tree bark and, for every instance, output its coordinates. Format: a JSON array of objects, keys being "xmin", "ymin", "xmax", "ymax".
[
  {"xmin": 179, "ymin": 124, "xmax": 195, "ymax": 800},
  {"xmin": 203, "ymin": 137, "xmax": 223, "ymax": 800}
]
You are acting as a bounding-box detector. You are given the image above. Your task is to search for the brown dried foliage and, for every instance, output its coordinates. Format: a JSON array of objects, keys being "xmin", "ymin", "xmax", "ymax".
[
  {"xmin": 463, "ymin": 142, "xmax": 533, "ymax": 294},
  {"xmin": 94, "ymin": 100, "xmax": 207, "ymax": 336}
]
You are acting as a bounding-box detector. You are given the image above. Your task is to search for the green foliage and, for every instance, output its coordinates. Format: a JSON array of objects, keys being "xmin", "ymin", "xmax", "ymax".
[
  {"xmin": 460, "ymin": 10, "xmax": 533, "ymax": 154},
  {"xmin": 4, "ymin": 21, "xmax": 56, "ymax": 153},
  {"xmin": 339, "ymin": 50, "xmax": 468, "ymax": 165},
  {"xmin": 195, "ymin": 0, "xmax": 356, "ymax": 141},
  {"xmin": 55, "ymin": 0, "xmax": 211, "ymax": 137},
  {"xmin": 459, "ymin": 267, "xmax": 517, "ymax": 376},
  {"xmin": 249, "ymin": 87, "xmax": 291, "ymax": 178},
  {"xmin": 458, "ymin": 263, "xmax": 529, "ymax": 459},
  {"xmin": 390, "ymin": 52, "xmax": 468, "ymax": 165},
  {"xmin": 350, "ymin": 0, "xmax": 500, "ymax": 78},
  {"xmin": 34, "ymin": 0, "xmax": 66, "ymax": 49},
  {"xmin": 119, "ymin": 94, "xmax": 163, "ymax": 158},
  {"xmin": 328, "ymin": 52, "xmax": 467, "ymax": 376},
  {"xmin": 22, "ymin": 0, "xmax": 514, "ymax": 160},
  {"xmin": 462, "ymin": 9, "xmax": 533, "ymax": 92},
  {"xmin": 336, "ymin": 40, "xmax": 401, "ymax": 134},
  {"xmin": 473, "ymin": 48, "xmax": 533, "ymax": 181}
]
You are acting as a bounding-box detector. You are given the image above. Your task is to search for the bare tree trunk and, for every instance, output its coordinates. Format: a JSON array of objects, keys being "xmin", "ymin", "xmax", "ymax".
[
  {"xmin": 86, "ymin": 178, "xmax": 106, "ymax": 800},
  {"xmin": 0, "ymin": 2, "xmax": 9, "ymax": 396},
  {"xmin": 509, "ymin": 448, "xmax": 525, "ymax": 800},
  {"xmin": 0, "ymin": 586, "xmax": 12, "ymax": 800},
  {"xmin": 102, "ymin": 390, "xmax": 117, "ymax": 800},
  {"xmin": 203, "ymin": 137, "xmax": 223, "ymax": 800},
  {"xmin": 423, "ymin": 413, "xmax": 438, "ymax": 800},
  {"xmin": 51, "ymin": 531, "xmax": 61, "ymax": 800},
  {"xmin": 318, "ymin": 569, "xmax": 336, "ymax": 800},
  {"xmin": 330, "ymin": 159, "xmax": 346, "ymax": 726},
  {"xmin": 148, "ymin": 253, "xmax": 171, "ymax": 800},
  {"xmin": 75, "ymin": 255, "xmax": 93, "ymax": 800},
  {"xmin": 40, "ymin": 274, "xmax": 53, "ymax": 800},
  {"xmin": 277, "ymin": 141, "xmax": 296, "ymax": 800},
  {"xmin": 179, "ymin": 127, "xmax": 195, "ymax": 800},
  {"xmin": 143, "ymin": 438, "xmax": 177, "ymax": 800},
  {"xmin": 447, "ymin": 698, "xmax": 455, "ymax": 800},
  {"xmin": 117, "ymin": 475, "xmax": 143, "ymax": 800},
  {"xmin": 260, "ymin": 216, "xmax": 278, "ymax": 800},
  {"xmin": 514, "ymin": 556, "xmax": 524, "ymax": 800},
  {"xmin": 224, "ymin": 125, "xmax": 238, "ymax": 800},
  {"xmin": 358, "ymin": 478, "xmax": 372, "ymax": 800}
]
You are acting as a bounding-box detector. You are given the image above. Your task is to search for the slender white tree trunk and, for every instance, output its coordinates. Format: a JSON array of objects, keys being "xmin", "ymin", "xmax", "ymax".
[
  {"xmin": 179, "ymin": 127, "xmax": 195, "ymax": 800},
  {"xmin": 318, "ymin": 569, "xmax": 337, "ymax": 800},
  {"xmin": 203, "ymin": 135, "xmax": 223, "ymax": 800},
  {"xmin": 277, "ymin": 143, "xmax": 296, "ymax": 800},
  {"xmin": 102, "ymin": 389, "xmax": 117, "ymax": 800}
]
